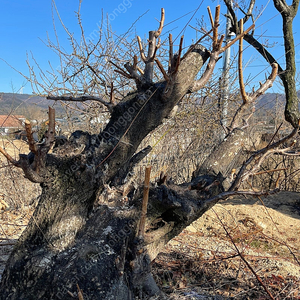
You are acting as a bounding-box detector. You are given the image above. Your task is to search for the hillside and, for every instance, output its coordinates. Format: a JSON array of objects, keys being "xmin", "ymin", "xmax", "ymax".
[
  {"xmin": 0, "ymin": 93, "xmax": 64, "ymax": 119},
  {"xmin": 0, "ymin": 91, "xmax": 298, "ymax": 126}
]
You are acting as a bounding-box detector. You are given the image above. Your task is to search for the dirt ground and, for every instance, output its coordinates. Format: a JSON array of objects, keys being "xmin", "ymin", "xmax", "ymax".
[
  {"xmin": 153, "ymin": 192, "xmax": 300, "ymax": 299},
  {"xmin": 0, "ymin": 139, "xmax": 29, "ymax": 161}
]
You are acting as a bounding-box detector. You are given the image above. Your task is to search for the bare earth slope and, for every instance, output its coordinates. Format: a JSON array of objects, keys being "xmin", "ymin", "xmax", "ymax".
[{"xmin": 153, "ymin": 192, "xmax": 300, "ymax": 299}]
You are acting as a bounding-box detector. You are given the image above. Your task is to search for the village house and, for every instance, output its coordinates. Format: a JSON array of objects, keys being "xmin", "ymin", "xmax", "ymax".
[{"xmin": 0, "ymin": 115, "xmax": 26, "ymax": 135}]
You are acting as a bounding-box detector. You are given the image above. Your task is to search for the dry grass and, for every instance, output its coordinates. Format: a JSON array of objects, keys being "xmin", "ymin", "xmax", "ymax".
[{"xmin": 152, "ymin": 194, "xmax": 300, "ymax": 299}]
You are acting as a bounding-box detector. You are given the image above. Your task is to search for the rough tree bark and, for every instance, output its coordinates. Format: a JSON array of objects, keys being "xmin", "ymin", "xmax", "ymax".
[{"xmin": 0, "ymin": 5, "xmax": 289, "ymax": 300}]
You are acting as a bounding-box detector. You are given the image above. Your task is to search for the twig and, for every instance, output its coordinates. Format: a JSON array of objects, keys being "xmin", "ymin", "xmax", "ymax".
[
  {"xmin": 110, "ymin": 82, "xmax": 115, "ymax": 105},
  {"xmin": 155, "ymin": 58, "xmax": 169, "ymax": 81},
  {"xmin": 182, "ymin": 29, "xmax": 213, "ymax": 60},
  {"xmin": 229, "ymin": 121, "xmax": 299, "ymax": 191},
  {"xmin": 257, "ymin": 196, "xmax": 300, "ymax": 266},
  {"xmin": 0, "ymin": 147, "xmax": 20, "ymax": 167},
  {"xmin": 253, "ymin": 168, "xmax": 287, "ymax": 176},
  {"xmin": 76, "ymin": 284, "xmax": 84, "ymax": 300},
  {"xmin": 212, "ymin": 208, "xmax": 276, "ymax": 300},
  {"xmin": 267, "ymin": 123, "xmax": 282, "ymax": 148}
]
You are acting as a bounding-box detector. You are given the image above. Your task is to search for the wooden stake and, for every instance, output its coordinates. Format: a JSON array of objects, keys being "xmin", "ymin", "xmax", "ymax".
[{"xmin": 138, "ymin": 166, "xmax": 152, "ymax": 239}]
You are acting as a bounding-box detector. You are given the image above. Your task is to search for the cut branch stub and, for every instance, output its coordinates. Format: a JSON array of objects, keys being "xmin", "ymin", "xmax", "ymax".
[
  {"xmin": 0, "ymin": 107, "xmax": 57, "ymax": 183},
  {"xmin": 25, "ymin": 120, "xmax": 38, "ymax": 154},
  {"xmin": 137, "ymin": 36, "xmax": 147, "ymax": 63},
  {"xmin": 136, "ymin": 8, "xmax": 165, "ymax": 83},
  {"xmin": 44, "ymin": 107, "xmax": 55, "ymax": 148},
  {"xmin": 154, "ymin": 8, "xmax": 165, "ymax": 38},
  {"xmin": 238, "ymin": 19, "xmax": 249, "ymax": 104},
  {"xmin": 168, "ymin": 33, "xmax": 173, "ymax": 72},
  {"xmin": 212, "ymin": 5, "xmax": 221, "ymax": 50}
]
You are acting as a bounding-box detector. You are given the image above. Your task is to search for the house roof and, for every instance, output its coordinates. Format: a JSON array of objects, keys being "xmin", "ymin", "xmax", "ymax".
[{"xmin": 0, "ymin": 115, "xmax": 25, "ymax": 128}]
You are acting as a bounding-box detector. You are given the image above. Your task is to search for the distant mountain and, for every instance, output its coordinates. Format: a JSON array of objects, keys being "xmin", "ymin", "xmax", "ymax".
[
  {"xmin": 0, "ymin": 93, "xmax": 64, "ymax": 119},
  {"xmin": 257, "ymin": 91, "xmax": 300, "ymax": 110},
  {"xmin": 1, "ymin": 91, "xmax": 298, "ymax": 120},
  {"xmin": 0, "ymin": 93, "xmax": 48, "ymax": 108},
  {"xmin": 256, "ymin": 93, "xmax": 285, "ymax": 110}
]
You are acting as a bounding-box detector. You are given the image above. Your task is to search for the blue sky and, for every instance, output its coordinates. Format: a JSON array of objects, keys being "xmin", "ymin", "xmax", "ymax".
[{"xmin": 0, "ymin": 0, "xmax": 299, "ymax": 94}]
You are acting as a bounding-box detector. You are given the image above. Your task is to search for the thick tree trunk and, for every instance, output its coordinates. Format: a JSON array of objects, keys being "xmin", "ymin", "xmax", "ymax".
[
  {"xmin": 0, "ymin": 127, "xmax": 250, "ymax": 300},
  {"xmin": 0, "ymin": 3, "xmax": 283, "ymax": 296},
  {"xmin": 1, "ymin": 45, "xmax": 227, "ymax": 299}
]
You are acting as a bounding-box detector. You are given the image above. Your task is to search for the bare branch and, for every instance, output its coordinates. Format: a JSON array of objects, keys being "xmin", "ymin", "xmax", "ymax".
[
  {"xmin": 124, "ymin": 62, "xmax": 141, "ymax": 82},
  {"xmin": 137, "ymin": 66, "xmax": 144, "ymax": 75},
  {"xmin": 217, "ymin": 34, "xmax": 225, "ymax": 51},
  {"xmin": 250, "ymin": 63, "xmax": 278, "ymax": 98},
  {"xmin": 47, "ymin": 95, "xmax": 113, "ymax": 111},
  {"xmin": 133, "ymin": 55, "xmax": 138, "ymax": 70},
  {"xmin": 109, "ymin": 60, "xmax": 132, "ymax": 79},
  {"xmin": 207, "ymin": 6, "xmax": 214, "ymax": 28},
  {"xmin": 242, "ymin": 0, "xmax": 255, "ymax": 25},
  {"xmin": 238, "ymin": 19, "xmax": 249, "ymax": 104},
  {"xmin": 18, "ymin": 155, "xmax": 45, "ymax": 183},
  {"xmin": 155, "ymin": 58, "xmax": 169, "ymax": 81},
  {"xmin": 0, "ymin": 147, "xmax": 20, "ymax": 167},
  {"xmin": 154, "ymin": 8, "xmax": 165, "ymax": 38},
  {"xmin": 253, "ymin": 168, "xmax": 287, "ymax": 176},
  {"xmin": 174, "ymin": 36, "xmax": 184, "ymax": 74},
  {"xmin": 137, "ymin": 36, "xmax": 147, "ymax": 62},
  {"xmin": 114, "ymin": 69, "xmax": 132, "ymax": 79},
  {"xmin": 221, "ymin": 24, "xmax": 255, "ymax": 52},
  {"xmin": 110, "ymin": 82, "xmax": 115, "ymax": 105},
  {"xmin": 229, "ymin": 63, "xmax": 278, "ymax": 131},
  {"xmin": 273, "ymin": 0, "xmax": 290, "ymax": 14},
  {"xmin": 229, "ymin": 120, "xmax": 300, "ymax": 191},
  {"xmin": 189, "ymin": 52, "xmax": 220, "ymax": 93},
  {"xmin": 151, "ymin": 38, "xmax": 161, "ymax": 62},
  {"xmin": 168, "ymin": 33, "xmax": 173, "ymax": 72}
]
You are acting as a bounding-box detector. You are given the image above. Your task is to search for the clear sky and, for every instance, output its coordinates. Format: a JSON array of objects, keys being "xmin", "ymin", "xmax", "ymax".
[{"xmin": 0, "ymin": 0, "xmax": 299, "ymax": 94}]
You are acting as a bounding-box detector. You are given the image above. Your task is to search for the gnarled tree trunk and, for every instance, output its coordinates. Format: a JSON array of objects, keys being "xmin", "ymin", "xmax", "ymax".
[{"xmin": 0, "ymin": 5, "xmax": 283, "ymax": 299}]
